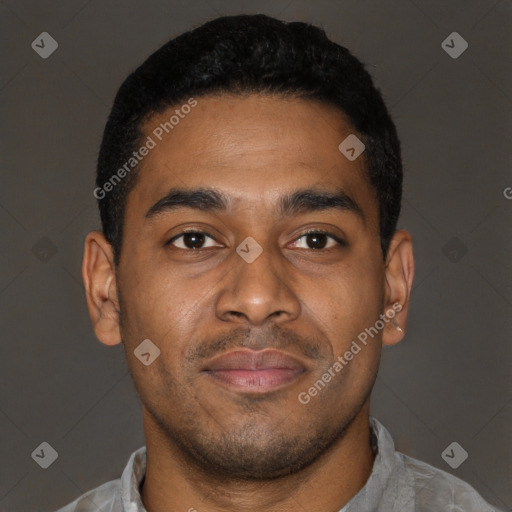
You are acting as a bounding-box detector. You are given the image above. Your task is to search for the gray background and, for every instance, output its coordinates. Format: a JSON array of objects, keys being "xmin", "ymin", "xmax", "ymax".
[{"xmin": 1, "ymin": 1, "xmax": 511, "ymax": 511}]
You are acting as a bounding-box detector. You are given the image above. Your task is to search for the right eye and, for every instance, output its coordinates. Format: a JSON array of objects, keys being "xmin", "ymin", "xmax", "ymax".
[{"xmin": 166, "ymin": 230, "xmax": 221, "ymax": 250}]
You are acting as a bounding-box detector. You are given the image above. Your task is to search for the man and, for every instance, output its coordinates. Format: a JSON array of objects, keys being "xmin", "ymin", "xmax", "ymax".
[{"xmin": 57, "ymin": 14, "xmax": 501, "ymax": 512}]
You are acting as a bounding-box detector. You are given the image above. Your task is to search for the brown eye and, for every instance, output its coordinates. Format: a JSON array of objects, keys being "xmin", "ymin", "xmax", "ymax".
[
  {"xmin": 167, "ymin": 231, "xmax": 219, "ymax": 250},
  {"xmin": 292, "ymin": 230, "xmax": 345, "ymax": 250}
]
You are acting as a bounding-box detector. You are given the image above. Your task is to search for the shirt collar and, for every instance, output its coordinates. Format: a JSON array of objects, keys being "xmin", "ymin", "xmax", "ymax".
[
  {"xmin": 339, "ymin": 416, "xmax": 407, "ymax": 511},
  {"xmin": 119, "ymin": 444, "xmax": 147, "ymax": 512}
]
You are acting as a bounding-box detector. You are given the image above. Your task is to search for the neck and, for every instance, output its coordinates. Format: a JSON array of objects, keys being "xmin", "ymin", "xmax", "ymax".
[{"xmin": 140, "ymin": 402, "xmax": 375, "ymax": 512}]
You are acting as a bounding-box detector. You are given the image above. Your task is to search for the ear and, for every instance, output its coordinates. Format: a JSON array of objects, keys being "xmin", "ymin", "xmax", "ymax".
[
  {"xmin": 381, "ymin": 229, "xmax": 414, "ymax": 346},
  {"xmin": 82, "ymin": 230, "xmax": 122, "ymax": 346}
]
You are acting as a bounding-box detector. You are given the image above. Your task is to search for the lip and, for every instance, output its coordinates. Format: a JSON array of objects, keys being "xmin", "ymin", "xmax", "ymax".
[{"xmin": 202, "ymin": 349, "xmax": 307, "ymax": 393}]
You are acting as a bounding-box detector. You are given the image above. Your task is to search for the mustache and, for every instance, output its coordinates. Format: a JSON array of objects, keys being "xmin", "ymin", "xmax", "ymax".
[{"xmin": 185, "ymin": 325, "xmax": 324, "ymax": 364}]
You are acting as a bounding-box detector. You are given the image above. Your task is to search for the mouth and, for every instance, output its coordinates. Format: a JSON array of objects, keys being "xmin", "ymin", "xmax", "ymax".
[{"xmin": 201, "ymin": 349, "xmax": 307, "ymax": 393}]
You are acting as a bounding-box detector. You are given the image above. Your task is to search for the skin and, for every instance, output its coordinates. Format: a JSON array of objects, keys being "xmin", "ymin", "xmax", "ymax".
[{"xmin": 82, "ymin": 93, "xmax": 414, "ymax": 512}]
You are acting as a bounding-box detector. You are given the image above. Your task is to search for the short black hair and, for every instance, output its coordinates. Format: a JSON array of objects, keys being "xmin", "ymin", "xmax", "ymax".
[{"xmin": 96, "ymin": 14, "xmax": 402, "ymax": 266}]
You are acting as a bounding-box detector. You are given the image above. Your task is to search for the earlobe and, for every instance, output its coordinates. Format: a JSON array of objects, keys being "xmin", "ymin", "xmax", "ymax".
[
  {"xmin": 82, "ymin": 231, "xmax": 122, "ymax": 346},
  {"xmin": 381, "ymin": 230, "xmax": 415, "ymax": 346}
]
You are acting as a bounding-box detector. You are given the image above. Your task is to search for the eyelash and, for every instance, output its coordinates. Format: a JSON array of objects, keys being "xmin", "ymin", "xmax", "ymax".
[{"xmin": 166, "ymin": 229, "xmax": 346, "ymax": 252}]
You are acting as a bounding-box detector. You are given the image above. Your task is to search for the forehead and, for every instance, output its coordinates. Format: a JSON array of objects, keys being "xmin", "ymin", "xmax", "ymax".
[{"xmin": 127, "ymin": 94, "xmax": 378, "ymax": 228}]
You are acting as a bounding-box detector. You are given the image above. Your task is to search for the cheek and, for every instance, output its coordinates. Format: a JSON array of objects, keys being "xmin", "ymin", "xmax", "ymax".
[
  {"xmin": 118, "ymin": 261, "xmax": 176, "ymax": 341},
  {"xmin": 308, "ymin": 263, "xmax": 383, "ymax": 334},
  {"xmin": 302, "ymin": 260, "xmax": 384, "ymax": 391},
  {"xmin": 118, "ymin": 273, "xmax": 196, "ymax": 397},
  {"xmin": 119, "ymin": 261, "xmax": 211, "ymax": 369}
]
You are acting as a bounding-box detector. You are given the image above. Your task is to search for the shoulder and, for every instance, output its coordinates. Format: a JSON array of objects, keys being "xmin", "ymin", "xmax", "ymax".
[
  {"xmin": 54, "ymin": 478, "xmax": 120, "ymax": 512},
  {"xmin": 397, "ymin": 452, "xmax": 502, "ymax": 512},
  {"xmin": 54, "ymin": 445, "xmax": 146, "ymax": 511}
]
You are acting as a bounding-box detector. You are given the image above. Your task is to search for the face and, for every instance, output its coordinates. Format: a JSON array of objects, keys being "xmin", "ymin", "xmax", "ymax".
[{"xmin": 84, "ymin": 93, "xmax": 413, "ymax": 480}]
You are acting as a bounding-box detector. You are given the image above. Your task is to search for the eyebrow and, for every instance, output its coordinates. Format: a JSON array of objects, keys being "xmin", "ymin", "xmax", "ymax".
[{"xmin": 145, "ymin": 186, "xmax": 365, "ymax": 222}]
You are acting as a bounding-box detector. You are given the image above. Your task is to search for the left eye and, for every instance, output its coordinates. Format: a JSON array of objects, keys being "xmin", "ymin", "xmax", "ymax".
[{"xmin": 291, "ymin": 231, "xmax": 343, "ymax": 250}]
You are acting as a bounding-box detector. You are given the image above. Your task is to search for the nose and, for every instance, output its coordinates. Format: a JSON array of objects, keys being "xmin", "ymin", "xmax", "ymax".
[{"xmin": 215, "ymin": 242, "xmax": 301, "ymax": 327}]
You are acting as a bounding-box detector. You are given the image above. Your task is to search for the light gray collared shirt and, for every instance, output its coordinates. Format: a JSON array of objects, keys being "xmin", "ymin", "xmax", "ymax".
[{"xmin": 55, "ymin": 416, "xmax": 502, "ymax": 512}]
